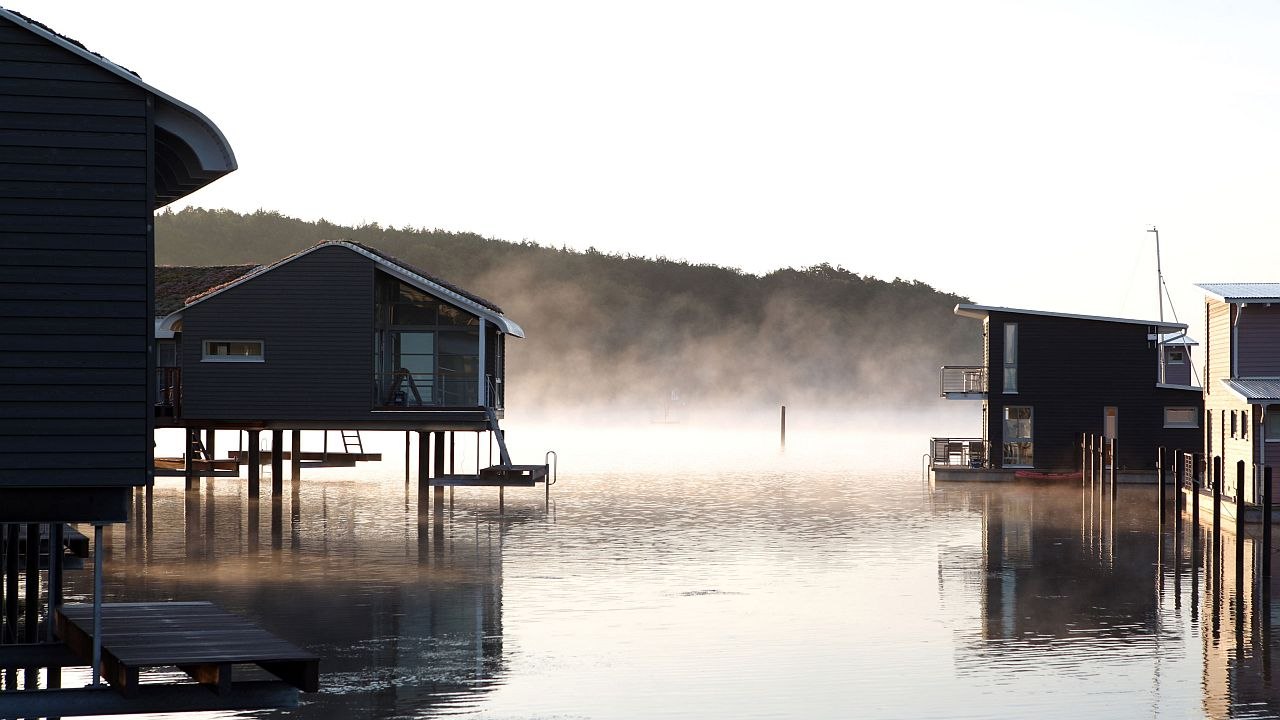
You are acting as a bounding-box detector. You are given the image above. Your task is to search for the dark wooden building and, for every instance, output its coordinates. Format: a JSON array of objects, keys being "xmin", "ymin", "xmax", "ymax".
[
  {"xmin": 933, "ymin": 304, "xmax": 1202, "ymax": 479},
  {"xmin": 155, "ymin": 240, "xmax": 524, "ymax": 430},
  {"xmin": 0, "ymin": 8, "xmax": 235, "ymax": 522}
]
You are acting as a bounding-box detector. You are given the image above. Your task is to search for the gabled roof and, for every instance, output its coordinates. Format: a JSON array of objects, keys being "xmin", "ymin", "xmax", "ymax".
[
  {"xmin": 1196, "ymin": 283, "xmax": 1280, "ymax": 303},
  {"xmin": 954, "ymin": 304, "xmax": 1186, "ymax": 332},
  {"xmin": 1152, "ymin": 332, "xmax": 1198, "ymax": 347},
  {"xmin": 0, "ymin": 7, "xmax": 236, "ymax": 207},
  {"xmin": 155, "ymin": 265, "xmax": 260, "ymax": 316},
  {"xmin": 1222, "ymin": 378, "xmax": 1280, "ymax": 404},
  {"xmin": 158, "ymin": 241, "xmax": 525, "ymax": 337}
]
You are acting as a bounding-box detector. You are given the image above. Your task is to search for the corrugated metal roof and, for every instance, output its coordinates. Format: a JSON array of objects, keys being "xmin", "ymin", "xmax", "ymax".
[
  {"xmin": 954, "ymin": 303, "xmax": 1186, "ymax": 331},
  {"xmin": 1154, "ymin": 332, "xmax": 1198, "ymax": 347},
  {"xmin": 1222, "ymin": 378, "xmax": 1280, "ymax": 403},
  {"xmin": 1197, "ymin": 283, "xmax": 1280, "ymax": 302}
]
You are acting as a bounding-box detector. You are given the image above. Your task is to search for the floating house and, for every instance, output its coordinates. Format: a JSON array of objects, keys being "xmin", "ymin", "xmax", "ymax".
[
  {"xmin": 156, "ymin": 240, "xmax": 521, "ymax": 428},
  {"xmin": 931, "ymin": 304, "xmax": 1203, "ymax": 481},
  {"xmin": 0, "ymin": 8, "xmax": 318, "ymax": 715},
  {"xmin": 1194, "ymin": 283, "xmax": 1280, "ymax": 513}
]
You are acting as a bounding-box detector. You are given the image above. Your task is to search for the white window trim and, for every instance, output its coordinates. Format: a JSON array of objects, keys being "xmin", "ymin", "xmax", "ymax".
[
  {"xmin": 1002, "ymin": 322, "xmax": 1018, "ymax": 394},
  {"xmin": 202, "ymin": 339, "xmax": 265, "ymax": 363},
  {"xmin": 1168, "ymin": 350, "xmax": 1186, "ymax": 365},
  {"xmin": 1163, "ymin": 407, "xmax": 1199, "ymax": 429},
  {"xmin": 1002, "ymin": 405, "xmax": 1033, "ymax": 468}
]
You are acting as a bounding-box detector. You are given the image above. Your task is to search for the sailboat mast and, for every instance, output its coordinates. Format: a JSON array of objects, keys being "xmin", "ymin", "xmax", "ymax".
[{"xmin": 1148, "ymin": 225, "xmax": 1163, "ymax": 323}]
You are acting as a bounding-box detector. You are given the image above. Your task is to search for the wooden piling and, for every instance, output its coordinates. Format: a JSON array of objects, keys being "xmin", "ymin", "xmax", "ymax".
[
  {"xmin": 271, "ymin": 429, "xmax": 284, "ymax": 496},
  {"xmin": 23, "ymin": 523, "xmax": 37, "ymax": 642},
  {"xmin": 404, "ymin": 430, "xmax": 410, "ymax": 483},
  {"xmin": 1081, "ymin": 433, "xmax": 1087, "ymax": 486},
  {"xmin": 184, "ymin": 427, "xmax": 197, "ymax": 491},
  {"xmin": 1109, "ymin": 438, "xmax": 1117, "ymax": 500},
  {"xmin": 5, "ymin": 524, "xmax": 18, "ymax": 643},
  {"xmin": 1264, "ymin": 465, "xmax": 1273, "ymax": 579},
  {"xmin": 206, "ymin": 428, "xmax": 217, "ymax": 463},
  {"xmin": 291, "ymin": 430, "xmax": 302, "ymax": 480},
  {"xmin": 1236, "ymin": 460, "xmax": 1245, "ymax": 577},
  {"xmin": 433, "ymin": 431, "xmax": 446, "ymax": 506},
  {"xmin": 417, "ymin": 430, "xmax": 429, "ymax": 490},
  {"xmin": 248, "ymin": 430, "xmax": 261, "ymax": 498},
  {"xmin": 1157, "ymin": 446, "xmax": 1166, "ymax": 524},
  {"xmin": 1191, "ymin": 453, "xmax": 1201, "ymax": 531},
  {"xmin": 780, "ymin": 405, "xmax": 786, "ymax": 450},
  {"xmin": 1212, "ymin": 456, "xmax": 1222, "ymax": 559},
  {"xmin": 1173, "ymin": 450, "xmax": 1182, "ymax": 534}
]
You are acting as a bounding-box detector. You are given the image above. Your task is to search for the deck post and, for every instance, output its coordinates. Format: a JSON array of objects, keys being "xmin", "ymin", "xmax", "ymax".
[
  {"xmin": 1081, "ymin": 433, "xmax": 1087, "ymax": 486},
  {"xmin": 417, "ymin": 430, "xmax": 429, "ymax": 490},
  {"xmin": 6, "ymin": 524, "xmax": 18, "ymax": 643},
  {"xmin": 1237, "ymin": 460, "xmax": 1246, "ymax": 577},
  {"xmin": 499, "ymin": 486, "xmax": 505, "ymax": 514},
  {"xmin": 23, "ymin": 523, "xmax": 37, "ymax": 643},
  {"xmin": 1213, "ymin": 456, "xmax": 1222, "ymax": 560},
  {"xmin": 248, "ymin": 430, "xmax": 261, "ymax": 498},
  {"xmin": 1173, "ymin": 450, "xmax": 1182, "ymax": 534},
  {"xmin": 291, "ymin": 430, "xmax": 302, "ymax": 480},
  {"xmin": 433, "ymin": 431, "xmax": 446, "ymax": 506},
  {"xmin": 92, "ymin": 523, "xmax": 103, "ymax": 687},
  {"xmin": 1109, "ymin": 438, "xmax": 1117, "ymax": 500},
  {"xmin": 271, "ymin": 430, "xmax": 284, "ymax": 496},
  {"xmin": 1158, "ymin": 447, "xmax": 1166, "ymax": 524},
  {"xmin": 1264, "ymin": 465, "xmax": 1273, "ymax": 578},
  {"xmin": 184, "ymin": 427, "xmax": 197, "ymax": 491},
  {"xmin": 404, "ymin": 430, "xmax": 410, "ymax": 484},
  {"xmin": 206, "ymin": 428, "xmax": 217, "ymax": 464},
  {"xmin": 780, "ymin": 405, "xmax": 786, "ymax": 450}
]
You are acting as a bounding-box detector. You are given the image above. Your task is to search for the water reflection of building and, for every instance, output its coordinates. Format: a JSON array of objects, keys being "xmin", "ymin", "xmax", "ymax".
[
  {"xmin": 935, "ymin": 484, "xmax": 1161, "ymax": 646},
  {"xmin": 73, "ymin": 482, "xmax": 510, "ymax": 717}
]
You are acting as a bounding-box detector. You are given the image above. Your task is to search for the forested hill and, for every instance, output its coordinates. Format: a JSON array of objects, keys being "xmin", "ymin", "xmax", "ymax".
[{"xmin": 156, "ymin": 208, "xmax": 978, "ymax": 410}]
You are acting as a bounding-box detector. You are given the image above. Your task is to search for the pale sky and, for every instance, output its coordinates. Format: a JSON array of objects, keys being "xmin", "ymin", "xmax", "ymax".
[{"xmin": 13, "ymin": 1, "xmax": 1280, "ymax": 330}]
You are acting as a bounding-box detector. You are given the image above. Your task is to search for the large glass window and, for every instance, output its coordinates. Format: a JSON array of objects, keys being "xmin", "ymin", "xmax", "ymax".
[
  {"xmin": 1002, "ymin": 406, "xmax": 1033, "ymax": 467},
  {"xmin": 1003, "ymin": 323, "xmax": 1017, "ymax": 393},
  {"xmin": 374, "ymin": 273, "xmax": 480, "ymax": 407}
]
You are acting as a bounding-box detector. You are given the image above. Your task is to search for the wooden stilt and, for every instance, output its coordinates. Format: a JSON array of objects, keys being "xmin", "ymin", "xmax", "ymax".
[
  {"xmin": 271, "ymin": 430, "xmax": 284, "ymax": 496},
  {"xmin": 205, "ymin": 428, "xmax": 217, "ymax": 463},
  {"xmin": 23, "ymin": 523, "xmax": 37, "ymax": 643},
  {"xmin": 1157, "ymin": 446, "xmax": 1166, "ymax": 523},
  {"xmin": 1264, "ymin": 465, "xmax": 1273, "ymax": 579},
  {"xmin": 4, "ymin": 525, "xmax": 16, "ymax": 643},
  {"xmin": 404, "ymin": 430, "xmax": 411, "ymax": 483},
  {"xmin": 433, "ymin": 431, "xmax": 446, "ymax": 506},
  {"xmin": 248, "ymin": 430, "xmax": 261, "ymax": 498},
  {"xmin": 291, "ymin": 430, "xmax": 302, "ymax": 480},
  {"xmin": 417, "ymin": 431, "xmax": 429, "ymax": 491},
  {"xmin": 1213, "ymin": 456, "xmax": 1222, "ymax": 560},
  {"xmin": 1236, "ymin": 460, "xmax": 1246, "ymax": 577},
  {"xmin": 184, "ymin": 427, "xmax": 197, "ymax": 491}
]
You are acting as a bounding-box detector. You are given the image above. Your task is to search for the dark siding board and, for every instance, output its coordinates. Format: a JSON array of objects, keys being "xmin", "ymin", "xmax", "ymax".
[
  {"xmin": 0, "ymin": 368, "xmax": 142, "ymax": 385},
  {"xmin": 0, "ymin": 198, "xmax": 148, "ymax": 217},
  {"xmin": 0, "ymin": 111, "xmax": 145, "ymax": 132},
  {"xmin": 0, "ymin": 317, "xmax": 147, "ymax": 336},
  {"xmin": 0, "ymin": 468, "xmax": 144, "ymax": 485},
  {"xmin": 0, "ymin": 385, "xmax": 144, "ymax": 402},
  {"xmin": 0, "ymin": 145, "xmax": 145, "ymax": 167},
  {"xmin": 0, "ymin": 436, "xmax": 146, "ymax": 453},
  {"xmin": 0, "ymin": 248, "xmax": 146, "ymax": 266},
  {"xmin": 0, "ymin": 233, "xmax": 147, "ymax": 251},
  {"xmin": 0, "ymin": 58, "xmax": 141, "ymax": 83},
  {"xmin": 0, "ymin": 179, "xmax": 145, "ymax": 200},
  {"xmin": 0, "ymin": 418, "xmax": 143, "ymax": 436},
  {"xmin": 1239, "ymin": 306, "xmax": 1280, "ymax": 376},
  {"xmin": 0, "ymin": 129, "xmax": 147, "ymax": 151},
  {"xmin": 0, "ymin": 95, "xmax": 145, "ymax": 117},
  {"xmin": 0, "ymin": 334, "xmax": 145, "ymax": 351},
  {"xmin": 0, "ymin": 299, "xmax": 144, "ymax": 317},
  {"xmin": 0, "ymin": 403, "xmax": 144, "ymax": 419},
  {"xmin": 0, "ymin": 266, "xmax": 145, "ymax": 285},
  {"xmin": 0, "ymin": 42, "xmax": 102, "ymax": 64},
  {"xmin": 0, "ymin": 283, "xmax": 144, "ymax": 302},
  {"xmin": 984, "ymin": 311, "xmax": 1203, "ymax": 471},
  {"xmin": 0, "ymin": 25, "xmax": 50, "ymax": 45},
  {"xmin": 0, "ymin": 216, "xmax": 147, "ymax": 234},
  {"xmin": 0, "ymin": 77, "xmax": 143, "ymax": 100},
  {"xmin": 0, "ymin": 351, "xmax": 145, "ymax": 368},
  {"xmin": 181, "ymin": 245, "xmax": 375, "ymax": 422},
  {"xmin": 0, "ymin": 162, "xmax": 146, "ymax": 184}
]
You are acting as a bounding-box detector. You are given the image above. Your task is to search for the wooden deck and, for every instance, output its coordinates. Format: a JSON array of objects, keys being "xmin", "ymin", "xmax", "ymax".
[
  {"xmin": 227, "ymin": 450, "xmax": 382, "ymax": 468},
  {"xmin": 57, "ymin": 602, "xmax": 319, "ymax": 697},
  {"xmin": 432, "ymin": 464, "xmax": 549, "ymax": 487}
]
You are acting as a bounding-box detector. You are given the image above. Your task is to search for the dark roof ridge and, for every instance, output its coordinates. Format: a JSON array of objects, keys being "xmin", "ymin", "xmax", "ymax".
[{"xmin": 328, "ymin": 239, "xmax": 503, "ymax": 313}]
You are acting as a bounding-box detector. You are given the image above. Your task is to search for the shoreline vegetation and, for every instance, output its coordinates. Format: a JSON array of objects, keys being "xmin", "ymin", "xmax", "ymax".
[{"xmin": 157, "ymin": 208, "xmax": 977, "ymax": 408}]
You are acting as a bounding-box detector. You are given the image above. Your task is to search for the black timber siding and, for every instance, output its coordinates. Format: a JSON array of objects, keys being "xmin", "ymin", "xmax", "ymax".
[
  {"xmin": 1238, "ymin": 304, "xmax": 1280, "ymax": 376},
  {"xmin": 982, "ymin": 312, "xmax": 1202, "ymax": 471},
  {"xmin": 0, "ymin": 18, "xmax": 152, "ymax": 488},
  {"xmin": 180, "ymin": 246, "xmax": 374, "ymax": 422}
]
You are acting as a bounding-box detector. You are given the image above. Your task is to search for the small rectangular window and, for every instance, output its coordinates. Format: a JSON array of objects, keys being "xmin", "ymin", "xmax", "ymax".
[
  {"xmin": 202, "ymin": 340, "xmax": 264, "ymax": 362},
  {"xmin": 1168, "ymin": 349, "xmax": 1186, "ymax": 365},
  {"xmin": 1231, "ymin": 410, "xmax": 1238, "ymax": 438},
  {"xmin": 1243, "ymin": 411, "xmax": 1249, "ymax": 439},
  {"xmin": 1266, "ymin": 410, "xmax": 1280, "ymax": 438},
  {"xmin": 1164, "ymin": 407, "xmax": 1198, "ymax": 428}
]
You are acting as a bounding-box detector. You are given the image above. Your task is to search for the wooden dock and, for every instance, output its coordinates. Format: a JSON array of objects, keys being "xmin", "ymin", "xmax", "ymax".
[
  {"xmin": 432, "ymin": 464, "xmax": 550, "ymax": 487},
  {"xmin": 227, "ymin": 450, "xmax": 382, "ymax": 468},
  {"xmin": 57, "ymin": 602, "xmax": 319, "ymax": 697}
]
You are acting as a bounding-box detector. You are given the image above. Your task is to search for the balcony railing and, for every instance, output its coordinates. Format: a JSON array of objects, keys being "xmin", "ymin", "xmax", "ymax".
[
  {"xmin": 156, "ymin": 367, "xmax": 181, "ymax": 418},
  {"xmin": 930, "ymin": 437, "xmax": 985, "ymax": 468},
  {"xmin": 939, "ymin": 365, "xmax": 986, "ymax": 398}
]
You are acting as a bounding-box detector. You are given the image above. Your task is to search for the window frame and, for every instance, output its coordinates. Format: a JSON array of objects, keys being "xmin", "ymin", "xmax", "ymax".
[
  {"xmin": 1168, "ymin": 348, "xmax": 1186, "ymax": 365},
  {"xmin": 201, "ymin": 339, "xmax": 265, "ymax": 363},
  {"xmin": 1001, "ymin": 405, "xmax": 1033, "ymax": 468},
  {"xmin": 1002, "ymin": 322, "xmax": 1018, "ymax": 394}
]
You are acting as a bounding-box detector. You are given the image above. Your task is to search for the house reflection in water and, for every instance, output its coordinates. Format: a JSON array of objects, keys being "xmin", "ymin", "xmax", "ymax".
[{"xmin": 70, "ymin": 481, "xmax": 511, "ymax": 717}]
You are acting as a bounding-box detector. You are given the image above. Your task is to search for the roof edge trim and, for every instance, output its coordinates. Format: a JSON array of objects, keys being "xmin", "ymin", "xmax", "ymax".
[{"xmin": 954, "ymin": 303, "xmax": 1187, "ymax": 331}]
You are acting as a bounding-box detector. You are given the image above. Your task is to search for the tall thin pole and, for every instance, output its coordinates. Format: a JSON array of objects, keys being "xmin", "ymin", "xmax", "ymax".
[{"xmin": 1149, "ymin": 225, "xmax": 1165, "ymax": 384}]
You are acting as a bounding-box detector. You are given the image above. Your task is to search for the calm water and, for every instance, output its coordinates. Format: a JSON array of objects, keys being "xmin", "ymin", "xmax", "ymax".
[{"xmin": 53, "ymin": 419, "xmax": 1280, "ymax": 718}]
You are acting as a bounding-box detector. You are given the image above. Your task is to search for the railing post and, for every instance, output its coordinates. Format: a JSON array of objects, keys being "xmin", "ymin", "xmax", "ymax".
[{"xmin": 1081, "ymin": 433, "xmax": 1087, "ymax": 487}]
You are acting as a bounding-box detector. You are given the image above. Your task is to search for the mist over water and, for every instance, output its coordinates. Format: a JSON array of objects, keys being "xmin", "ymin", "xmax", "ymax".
[{"xmin": 64, "ymin": 416, "xmax": 1273, "ymax": 718}]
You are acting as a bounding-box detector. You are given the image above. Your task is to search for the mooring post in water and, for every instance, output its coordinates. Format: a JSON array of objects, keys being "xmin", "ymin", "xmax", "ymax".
[
  {"xmin": 248, "ymin": 429, "xmax": 261, "ymax": 498},
  {"xmin": 1212, "ymin": 456, "xmax": 1222, "ymax": 559},
  {"xmin": 1264, "ymin": 465, "xmax": 1273, "ymax": 579},
  {"xmin": 1173, "ymin": 450, "xmax": 1182, "ymax": 534},
  {"xmin": 417, "ymin": 430, "xmax": 429, "ymax": 491},
  {"xmin": 404, "ymin": 430, "xmax": 411, "ymax": 483},
  {"xmin": 184, "ymin": 427, "xmax": 197, "ymax": 491},
  {"xmin": 1158, "ymin": 446, "xmax": 1166, "ymax": 524},
  {"xmin": 291, "ymin": 430, "xmax": 302, "ymax": 480},
  {"xmin": 1236, "ymin": 460, "xmax": 1246, "ymax": 577},
  {"xmin": 1096, "ymin": 435, "xmax": 1104, "ymax": 494},
  {"xmin": 271, "ymin": 430, "xmax": 284, "ymax": 496},
  {"xmin": 1081, "ymin": 433, "xmax": 1087, "ymax": 486},
  {"xmin": 1109, "ymin": 438, "xmax": 1117, "ymax": 500},
  {"xmin": 780, "ymin": 405, "xmax": 786, "ymax": 450}
]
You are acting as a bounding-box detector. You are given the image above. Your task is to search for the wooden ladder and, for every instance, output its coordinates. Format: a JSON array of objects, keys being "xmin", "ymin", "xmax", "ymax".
[
  {"xmin": 484, "ymin": 406, "xmax": 513, "ymax": 467},
  {"xmin": 340, "ymin": 430, "xmax": 364, "ymax": 454}
]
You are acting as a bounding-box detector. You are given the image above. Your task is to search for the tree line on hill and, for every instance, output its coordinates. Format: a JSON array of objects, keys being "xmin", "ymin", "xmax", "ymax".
[{"xmin": 156, "ymin": 208, "xmax": 978, "ymax": 412}]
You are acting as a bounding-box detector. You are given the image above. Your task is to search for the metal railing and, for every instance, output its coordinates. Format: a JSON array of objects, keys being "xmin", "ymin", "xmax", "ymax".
[
  {"xmin": 156, "ymin": 367, "xmax": 181, "ymax": 418},
  {"xmin": 939, "ymin": 365, "xmax": 986, "ymax": 396},
  {"xmin": 930, "ymin": 437, "xmax": 985, "ymax": 468}
]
